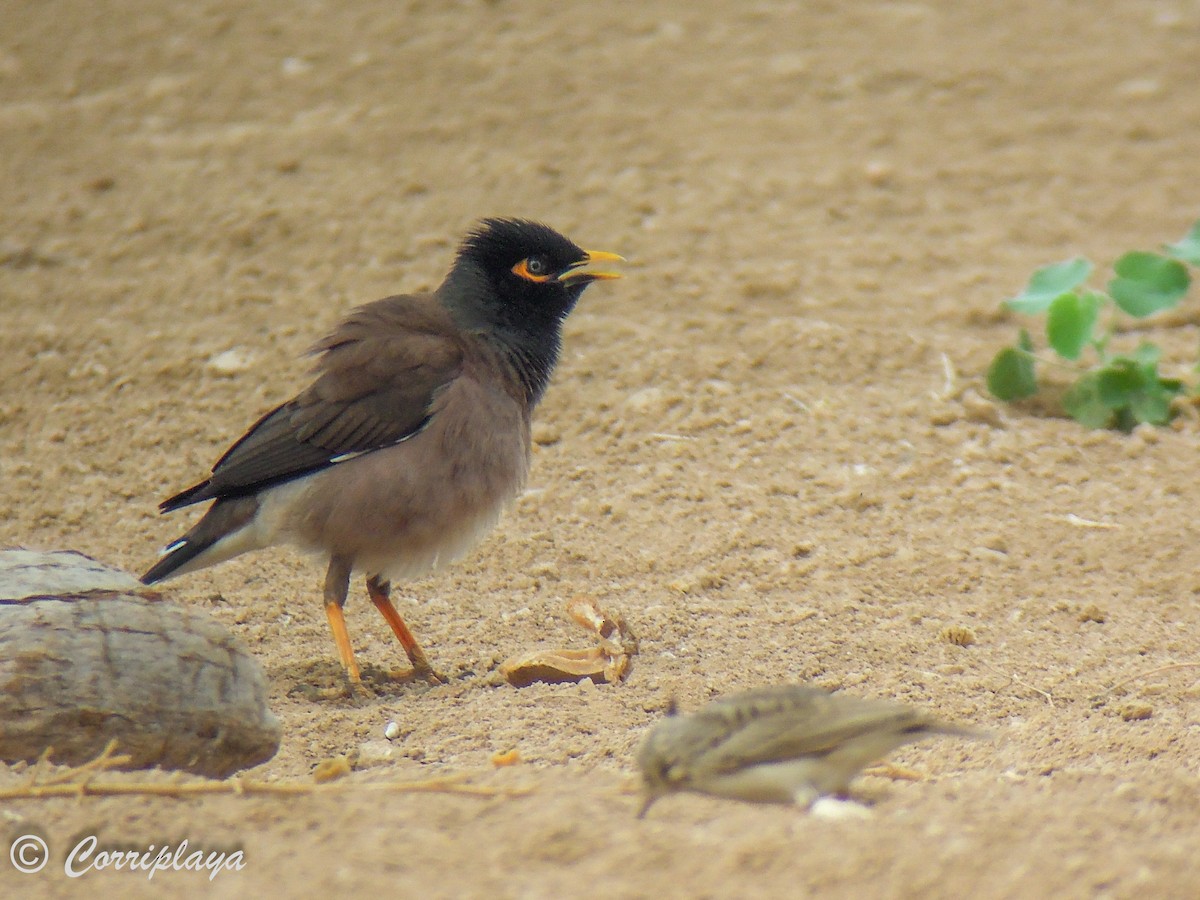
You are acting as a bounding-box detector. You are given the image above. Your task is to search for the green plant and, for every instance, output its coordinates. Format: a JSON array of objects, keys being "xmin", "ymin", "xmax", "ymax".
[{"xmin": 987, "ymin": 219, "xmax": 1200, "ymax": 431}]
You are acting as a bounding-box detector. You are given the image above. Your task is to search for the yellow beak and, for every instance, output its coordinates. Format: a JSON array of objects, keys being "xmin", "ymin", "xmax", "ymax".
[{"xmin": 557, "ymin": 249, "xmax": 625, "ymax": 284}]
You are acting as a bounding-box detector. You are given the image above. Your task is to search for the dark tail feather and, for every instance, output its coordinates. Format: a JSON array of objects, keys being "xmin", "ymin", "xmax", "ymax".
[
  {"xmin": 142, "ymin": 536, "xmax": 213, "ymax": 584},
  {"xmin": 159, "ymin": 479, "xmax": 217, "ymax": 513},
  {"xmin": 141, "ymin": 496, "xmax": 260, "ymax": 584}
]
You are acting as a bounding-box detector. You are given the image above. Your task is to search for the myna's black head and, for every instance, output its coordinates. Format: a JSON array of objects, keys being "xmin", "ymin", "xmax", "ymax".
[
  {"xmin": 451, "ymin": 218, "xmax": 621, "ymax": 325},
  {"xmin": 442, "ymin": 218, "xmax": 622, "ymax": 404}
]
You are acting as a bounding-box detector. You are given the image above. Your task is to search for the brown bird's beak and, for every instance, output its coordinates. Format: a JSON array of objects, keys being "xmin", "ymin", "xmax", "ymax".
[
  {"xmin": 556, "ymin": 249, "xmax": 625, "ymax": 286},
  {"xmin": 635, "ymin": 790, "xmax": 661, "ymax": 819}
]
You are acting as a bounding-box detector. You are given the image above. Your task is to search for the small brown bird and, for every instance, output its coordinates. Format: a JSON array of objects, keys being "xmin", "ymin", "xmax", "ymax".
[
  {"xmin": 637, "ymin": 684, "xmax": 977, "ymax": 816},
  {"xmin": 142, "ymin": 219, "xmax": 622, "ymax": 689}
]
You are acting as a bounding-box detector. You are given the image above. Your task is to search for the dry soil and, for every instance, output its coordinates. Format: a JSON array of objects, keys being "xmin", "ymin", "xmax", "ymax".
[{"xmin": 3, "ymin": 1, "xmax": 1200, "ymax": 897}]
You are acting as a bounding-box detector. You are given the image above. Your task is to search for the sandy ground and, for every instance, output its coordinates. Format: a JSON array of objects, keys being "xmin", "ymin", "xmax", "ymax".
[{"xmin": 3, "ymin": 0, "xmax": 1200, "ymax": 896}]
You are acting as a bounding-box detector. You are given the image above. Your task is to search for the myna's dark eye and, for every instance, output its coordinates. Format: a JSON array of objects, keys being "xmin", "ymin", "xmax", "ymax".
[{"xmin": 511, "ymin": 255, "xmax": 552, "ymax": 282}]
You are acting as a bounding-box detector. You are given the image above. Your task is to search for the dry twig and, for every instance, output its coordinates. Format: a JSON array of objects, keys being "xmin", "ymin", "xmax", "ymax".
[
  {"xmin": 1100, "ymin": 662, "xmax": 1200, "ymax": 697},
  {"xmin": 1, "ymin": 740, "xmax": 531, "ymax": 802}
]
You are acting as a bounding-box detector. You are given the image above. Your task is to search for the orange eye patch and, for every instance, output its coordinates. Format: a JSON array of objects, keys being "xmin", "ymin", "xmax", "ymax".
[{"xmin": 511, "ymin": 259, "xmax": 553, "ymax": 283}]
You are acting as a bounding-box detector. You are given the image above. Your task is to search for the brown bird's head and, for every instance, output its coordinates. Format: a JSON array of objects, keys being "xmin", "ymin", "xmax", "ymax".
[{"xmin": 443, "ymin": 218, "xmax": 623, "ymax": 403}]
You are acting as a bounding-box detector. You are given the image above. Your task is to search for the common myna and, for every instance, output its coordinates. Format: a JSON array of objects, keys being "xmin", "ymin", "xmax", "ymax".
[{"xmin": 142, "ymin": 218, "xmax": 622, "ymax": 690}]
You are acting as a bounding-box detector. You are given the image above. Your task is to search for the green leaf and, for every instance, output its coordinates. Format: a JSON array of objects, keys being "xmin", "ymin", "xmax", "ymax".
[
  {"xmin": 1108, "ymin": 251, "xmax": 1190, "ymax": 317},
  {"xmin": 1096, "ymin": 363, "xmax": 1142, "ymax": 407},
  {"xmin": 1045, "ymin": 291, "xmax": 1103, "ymax": 360},
  {"xmin": 1161, "ymin": 377, "xmax": 1185, "ymax": 393},
  {"xmin": 1131, "ymin": 356, "xmax": 1182, "ymax": 425},
  {"xmin": 1088, "ymin": 353, "xmax": 1181, "ymax": 430},
  {"xmin": 1163, "ymin": 220, "xmax": 1200, "ymax": 266},
  {"xmin": 1129, "ymin": 386, "xmax": 1175, "ymax": 426},
  {"xmin": 1062, "ymin": 372, "xmax": 1115, "ymax": 429},
  {"xmin": 1006, "ymin": 258, "xmax": 1094, "ymax": 314},
  {"xmin": 1128, "ymin": 341, "xmax": 1161, "ymax": 369},
  {"xmin": 987, "ymin": 345, "xmax": 1037, "ymax": 401}
]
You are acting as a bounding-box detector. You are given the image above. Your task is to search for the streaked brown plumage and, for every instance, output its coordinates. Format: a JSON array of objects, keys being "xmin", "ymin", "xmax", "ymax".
[
  {"xmin": 142, "ymin": 219, "xmax": 622, "ymax": 690},
  {"xmin": 637, "ymin": 684, "xmax": 979, "ymax": 816}
]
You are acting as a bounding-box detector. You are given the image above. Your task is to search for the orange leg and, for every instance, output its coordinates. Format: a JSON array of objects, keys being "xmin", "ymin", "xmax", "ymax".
[
  {"xmin": 366, "ymin": 576, "xmax": 445, "ymax": 684},
  {"xmin": 323, "ymin": 556, "xmax": 365, "ymax": 690}
]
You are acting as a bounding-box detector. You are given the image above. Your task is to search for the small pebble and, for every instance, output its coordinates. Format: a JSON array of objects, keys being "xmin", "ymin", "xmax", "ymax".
[
  {"xmin": 1119, "ymin": 704, "xmax": 1153, "ymax": 722},
  {"xmin": 312, "ymin": 756, "xmax": 352, "ymax": 783},
  {"xmin": 961, "ymin": 389, "xmax": 1004, "ymax": 427},
  {"xmin": 980, "ymin": 533, "xmax": 1009, "ymax": 554},
  {"xmin": 357, "ymin": 740, "xmax": 399, "ymax": 767},
  {"xmin": 863, "ymin": 160, "xmax": 893, "ymax": 185},
  {"xmin": 281, "ymin": 56, "xmax": 312, "ymax": 76},
  {"xmin": 491, "ymin": 749, "xmax": 522, "ymax": 767},
  {"xmin": 206, "ymin": 348, "xmax": 255, "ymax": 376},
  {"xmin": 532, "ymin": 422, "xmax": 561, "ymax": 445},
  {"xmin": 384, "ymin": 720, "xmax": 401, "ymax": 741},
  {"xmin": 940, "ymin": 625, "xmax": 976, "ymax": 647},
  {"xmin": 810, "ymin": 797, "xmax": 874, "ymax": 821},
  {"xmin": 1114, "ymin": 78, "xmax": 1161, "ymax": 98}
]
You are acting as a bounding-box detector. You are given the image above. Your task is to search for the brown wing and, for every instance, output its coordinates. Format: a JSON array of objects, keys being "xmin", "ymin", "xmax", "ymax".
[
  {"xmin": 688, "ymin": 687, "xmax": 942, "ymax": 775},
  {"xmin": 160, "ymin": 295, "xmax": 463, "ymax": 511}
]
